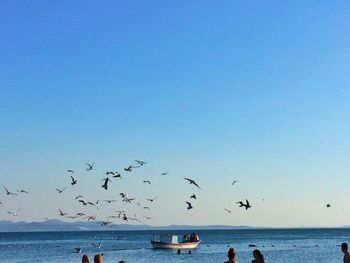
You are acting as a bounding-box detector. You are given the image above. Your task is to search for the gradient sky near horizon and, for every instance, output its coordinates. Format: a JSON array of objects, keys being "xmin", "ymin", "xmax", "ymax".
[{"xmin": 1, "ymin": 1, "xmax": 350, "ymax": 227}]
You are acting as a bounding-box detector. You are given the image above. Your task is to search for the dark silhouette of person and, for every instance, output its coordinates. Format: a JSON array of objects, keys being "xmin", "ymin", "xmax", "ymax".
[
  {"xmin": 341, "ymin": 243, "xmax": 350, "ymax": 263},
  {"xmin": 252, "ymin": 249, "xmax": 265, "ymax": 263},
  {"xmin": 225, "ymin": 247, "xmax": 238, "ymax": 263}
]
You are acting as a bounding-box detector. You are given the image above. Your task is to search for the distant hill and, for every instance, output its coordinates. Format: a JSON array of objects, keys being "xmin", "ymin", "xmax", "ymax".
[{"xmin": 0, "ymin": 219, "xmax": 253, "ymax": 232}]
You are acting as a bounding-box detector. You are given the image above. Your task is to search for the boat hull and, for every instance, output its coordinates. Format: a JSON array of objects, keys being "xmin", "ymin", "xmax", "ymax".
[{"xmin": 151, "ymin": 240, "xmax": 201, "ymax": 249}]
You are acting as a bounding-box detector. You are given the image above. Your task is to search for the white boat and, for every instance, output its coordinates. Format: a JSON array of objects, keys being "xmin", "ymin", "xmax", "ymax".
[{"xmin": 150, "ymin": 234, "xmax": 201, "ymax": 249}]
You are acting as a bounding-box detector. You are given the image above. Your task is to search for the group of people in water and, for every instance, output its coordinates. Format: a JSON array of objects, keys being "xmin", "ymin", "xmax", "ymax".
[
  {"xmin": 81, "ymin": 254, "xmax": 125, "ymax": 263},
  {"xmin": 80, "ymin": 241, "xmax": 350, "ymax": 262},
  {"xmin": 224, "ymin": 247, "xmax": 265, "ymax": 263},
  {"xmin": 224, "ymin": 242, "xmax": 350, "ymax": 263}
]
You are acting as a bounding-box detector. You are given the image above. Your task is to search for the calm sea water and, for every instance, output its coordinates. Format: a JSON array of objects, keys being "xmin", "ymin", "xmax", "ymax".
[{"xmin": 0, "ymin": 228, "xmax": 349, "ymax": 262}]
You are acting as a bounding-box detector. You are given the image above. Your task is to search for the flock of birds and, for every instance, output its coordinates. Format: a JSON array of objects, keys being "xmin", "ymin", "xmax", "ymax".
[{"xmin": 2, "ymin": 160, "xmax": 333, "ymax": 227}]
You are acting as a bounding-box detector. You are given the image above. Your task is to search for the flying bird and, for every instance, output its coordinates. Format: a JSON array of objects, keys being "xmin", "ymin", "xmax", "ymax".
[
  {"xmin": 124, "ymin": 165, "xmax": 133, "ymax": 172},
  {"xmin": 224, "ymin": 208, "xmax": 231, "ymax": 213},
  {"xmin": 7, "ymin": 209, "xmax": 20, "ymax": 216},
  {"xmin": 86, "ymin": 163, "xmax": 95, "ymax": 171},
  {"xmin": 58, "ymin": 209, "xmax": 67, "ymax": 216},
  {"xmin": 112, "ymin": 172, "xmax": 122, "ymax": 178},
  {"xmin": 85, "ymin": 215, "xmax": 96, "ymax": 221},
  {"xmin": 103, "ymin": 200, "xmax": 117, "ymax": 204},
  {"xmin": 75, "ymin": 195, "xmax": 84, "ymax": 200},
  {"xmin": 147, "ymin": 196, "xmax": 158, "ymax": 202},
  {"xmin": 70, "ymin": 176, "xmax": 77, "ymax": 185},
  {"xmin": 91, "ymin": 241, "xmax": 102, "ymax": 249},
  {"xmin": 55, "ymin": 187, "xmax": 67, "ymax": 194},
  {"xmin": 190, "ymin": 194, "xmax": 196, "ymax": 199},
  {"xmin": 237, "ymin": 199, "xmax": 252, "ymax": 210},
  {"xmin": 76, "ymin": 212, "xmax": 86, "ymax": 216},
  {"xmin": 101, "ymin": 221, "xmax": 113, "ymax": 226},
  {"xmin": 67, "ymin": 169, "xmax": 74, "ymax": 173},
  {"xmin": 184, "ymin": 178, "xmax": 201, "ymax": 189},
  {"xmin": 122, "ymin": 197, "xmax": 135, "ymax": 203},
  {"xmin": 186, "ymin": 201, "xmax": 193, "ymax": 210},
  {"xmin": 161, "ymin": 172, "xmax": 169, "ymax": 176},
  {"xmin": 4, "ymin": 186, "xmax": 18, "ymax": 196},
  {"xmin": 16, "ymin": 189, "xmax": 29, "ymax": 194},
  {"xmin": 143, "ymin": 180, "xmax": 151, "ymax": 184},
  {"xmin": 143, "ymin": 206, "xmax": 150, "ymax": 210},
  {"xmin": 144, "ymin": 216, "xmax": 153, "ymax": 220},
  {"xmin": 119, "ymin": 193, "xmax": 127, "ymax": 198},
  {"xmin": 326, "ymin": 204, "xmax": 331, "ymax": 208},
  {"xmin": 135, "ymin": 160, "xmax": 147, "ymax": 166},
  {"xmin": 106, "ymin": 171, "xmax": 115, "ymax": 176},
  {"xmin": 102, "ymin": 177, "xmax": 111, "ymax": 190},
  {"xmin": 232, "ymin": 180, "xmax": 239, "ymax": 185}
]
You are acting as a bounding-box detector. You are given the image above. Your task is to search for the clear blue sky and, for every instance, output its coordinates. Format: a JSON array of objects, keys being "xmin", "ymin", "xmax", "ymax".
[{"xmin": 1, "ymin": 1, "xmax": 350, "ymax": 227}]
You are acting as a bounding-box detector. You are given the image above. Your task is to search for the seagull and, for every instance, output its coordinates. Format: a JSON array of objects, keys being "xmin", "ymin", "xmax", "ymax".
[
  {"xmin": 122, "ymin": 197, "xmax": 135, "ymax": 203},
  {"xmin": 106, "ymin": 171, "xmax": 115, "ymax": 176},
  {"xmin": 58, "ymin": 209, "xmax": 67, "ymax": 216},
  {"xmin": 102, "ymin": 177, "xmax": 111, "ymax": 190},
  {"xmin": 75, "ymin": 195, "xmax": 84, "ymax": 200},
  {"xmin": 237, "ymin": 199, "xmax": 252, "ymax": 210},
  {"xmin": 232, "ymin": 180, "xmax": 239, "ymax": 185},
  {"xmin": 86, "ymin": 163, "xmax": 95, "ymax": 171},
  {"xmin": 7, "ymin": 209, "xmax": 20, "ymax": 216},
  {"xmin": 143, "ymin": 206, "xmax": 150, "ymax": 210},
  {"xmin": 122, "ymin": 214, "xmax": 128, "ymax": 221},
  {"xmin": 85, "ymin": 215, "xmax": 96, "ymax": 221},
  {"xmin": 55, "ymin": 187, "xmax": 67, "ymax": 193},
  {"xmin": 119, "ymin": 193, "xmax": 127, "ymax": 198},
  {"xmin": 161, "ymin": 172, "xmax": 169, "ymax": 176},
  {"xmin": 224, "ymin": 208, "xmax": 231, "ymax": 213},
  {"xmin": 186, "ymin": 201, "xmax": 193, "ymax": 210},
  {"xmin": 190, "ymin": 194, "xmax": 196, "ymax": 199},
  {"xmin": 147, "ymin": 196, "xmax": 158, "ymax": 202},
  {"xmin": 91, "ymin": 241, "xmax": 102, "ymax": 249},
  {"xmin": 135, "ymin": 160, "xmax": 147, "ymax": 166},
  {"xmin": 74, "ymin": 247, "xmax": 81, "ymax": 253},
  {"xmin": 70, "ymin": 176, "xmax": 77, "ymax": 185},
  {"xmin": 124, "ymin": 165, "xmax": 133, "ymax": 172},
  {"xmin": 79, "ymin": 200, "xmax": 88, "ymax": 206},
  {"xmin": 326, "ymin": 204, "xmax": 331, "ymax": 208},
  {"xmin": 67, "ymin": 170, "xmax": 74, "ymax": 174},
  {"xmin": 101, "ymin": 221, "xmax": 113, "ymax": 226},
  {"xmin": 184, "ymin": 178, "xmax": 201, "ymax": 189},
  {"xmin": 112, "ymin": 172, "xmax": 122, "ymax": 178},
  {"xmin": 143, "ymin": 180, "xmax": 151, "ymax": 184},
  {"xmin": 16, "ymin": 189, "xmax": 29, "ymax": 194},
  {"xmin": 4, "ymin": 186, "xmax": 18, "ymax": 196},
  {"xmin": 76, "ymin": 213, "xmax": 86, "ymax": 216},
  {"xmin": 144, "ymin": 216, "xmax": 153, "ymax": 220},
  {"xmin": 103, "ymin": 200, "xmax": 117, "ymax": 203}
]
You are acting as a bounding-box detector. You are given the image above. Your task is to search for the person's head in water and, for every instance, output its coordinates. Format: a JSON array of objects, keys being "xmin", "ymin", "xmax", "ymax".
[
  {"xmin": 228, "ymin": 247, "xmax": 236, "ymax": 260},
  {"xmin": 253, "ymin": 249, "xmax": 265, "ymax": 262},
  {"xmin": 341, "ymin": 243, "xmax": 348, "ymax": 253},
  {"xmin": 82, "ymin": 255, "xmax": 89, "ymax": 263},
  {"xmin": 94, "ymin": 254, "xmax": 102, "ymax": 263}
]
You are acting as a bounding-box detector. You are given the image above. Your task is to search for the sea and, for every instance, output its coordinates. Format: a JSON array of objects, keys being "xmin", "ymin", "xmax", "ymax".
[{"xmin": 0, "ymin": 228, "xmax": 349, "ymax": 262}]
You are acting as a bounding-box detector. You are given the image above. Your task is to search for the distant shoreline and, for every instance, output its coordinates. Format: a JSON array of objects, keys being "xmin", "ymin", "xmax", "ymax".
[{"xmin": 0, "ymin": 219, "xmax": 349, "ymax": 232}]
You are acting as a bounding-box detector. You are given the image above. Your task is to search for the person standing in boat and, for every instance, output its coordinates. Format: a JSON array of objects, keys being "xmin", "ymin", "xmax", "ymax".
[{"xmin": 225, "ymin": 247, "xmax": 238, "ymax": 263}]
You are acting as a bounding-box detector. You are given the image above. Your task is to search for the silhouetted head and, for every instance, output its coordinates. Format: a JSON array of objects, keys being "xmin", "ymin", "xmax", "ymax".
[
  {"xmin": 228, "ymin": 247, "xmax": 236, "ymax": 260},
  {"xmin": 82, "ymin": 255, "xmax": 89, "ymax": 263},
  {"xmin": 253, "ymin": 249, "xmax": 265, "ymax": 261},
  {"xmin": 94, "ymin": 254, "xmax": 102, "ymax": 263},
  {"xmin": 341, "ymin": 242, "xmax": 348, "ymax": 253}
]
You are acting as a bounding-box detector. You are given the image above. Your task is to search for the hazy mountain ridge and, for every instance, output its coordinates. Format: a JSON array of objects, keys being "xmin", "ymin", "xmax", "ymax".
[{"xmin": 0, "ymin": 219, "xmax": 254, "ymax": 232}]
